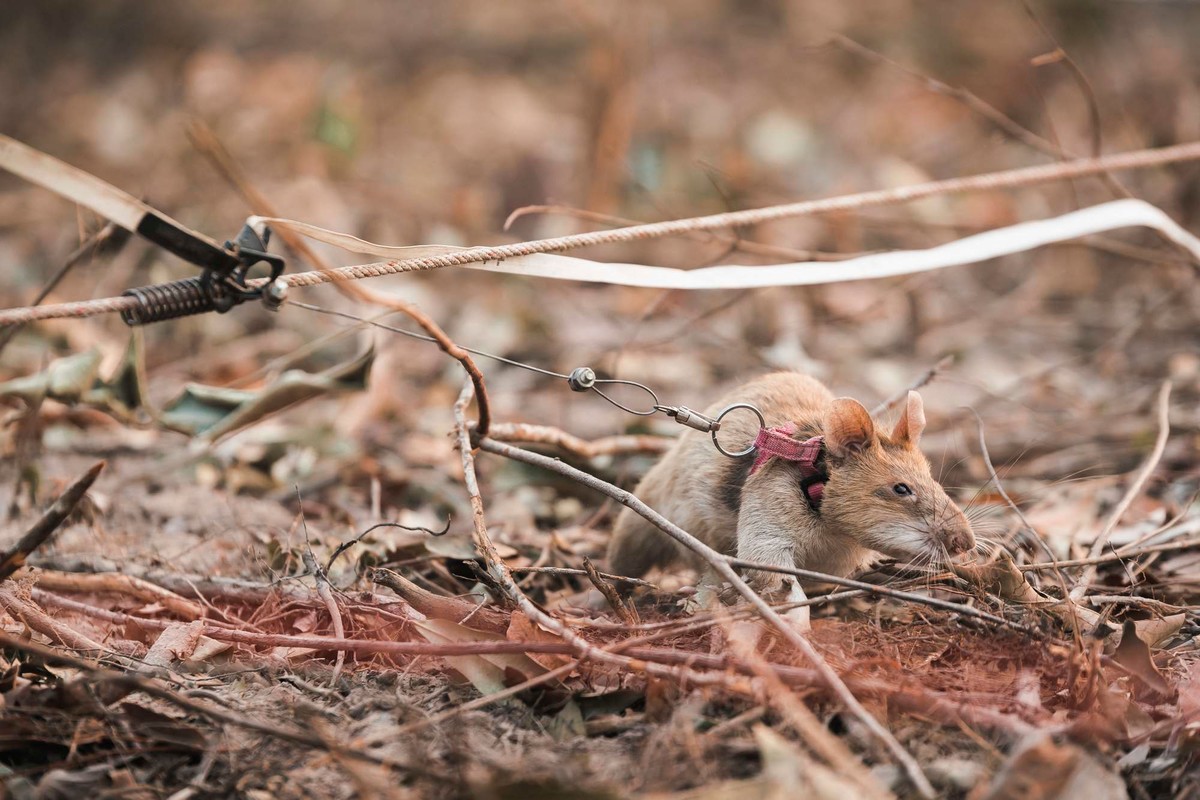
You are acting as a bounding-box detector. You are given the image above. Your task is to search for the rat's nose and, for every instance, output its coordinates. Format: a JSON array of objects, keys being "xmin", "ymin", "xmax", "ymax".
[{"xmin": 944, "ymin": 528, "xmax": 974, "ymax": 556}]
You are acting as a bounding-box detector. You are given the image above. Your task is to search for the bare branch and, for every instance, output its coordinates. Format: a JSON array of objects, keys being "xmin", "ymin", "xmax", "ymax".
[
  {"xmin": 485, "ymin": 421, "xmax": 671, "ymax": 458},
  {"xmin": 475, "ymin": 432, "xmax": 936, "ymax": 797},
  {"xmin": 1, "ymin": 461, "xmax": 105, "ymax": 582},
  {"xmin": 871, "ymin": 355, "xmax": 954, "ymax": 416},
  {"xmin": 1071, "ymin": 381, "xmax": 1172, "ymax": 601}
]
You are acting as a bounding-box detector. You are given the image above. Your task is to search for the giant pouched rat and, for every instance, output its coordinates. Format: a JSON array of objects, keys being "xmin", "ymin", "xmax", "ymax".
[{"xmin": 607, "ymin": 372, "xmax": 974, "ymax": 618}]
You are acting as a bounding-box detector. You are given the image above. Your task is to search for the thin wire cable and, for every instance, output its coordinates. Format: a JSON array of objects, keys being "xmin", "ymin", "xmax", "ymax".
[
  {"xmin": 291, "ymin": 300, "xmax": 664, "ymax": 416},
  {"xmin": 590, "ymin": 384, "xmax": 662, "ymax": 415},
  {"xmin": 3, "ymin": 139, "xmax": 1200, "ymax": 326},
  {"xmin": 291, "ymin": 301, "xmax": 571, "ymax": 379}
]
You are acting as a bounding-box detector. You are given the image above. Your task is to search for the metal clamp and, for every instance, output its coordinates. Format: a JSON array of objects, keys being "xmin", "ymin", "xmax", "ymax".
[
  {"xmin": 121, "ymin": 223, "xmax": 286, "ymax": 326},
  {"xmin": 218, "ymin": 222, "xmax": 286, "ymax": 306},
  {"xmin": 710, "ymin": 403, "xmax": 766, "ymax": 458},
  {"xmin": 567, "ymin": 367, "xmax": 597, "ymax": 392},
  {"xmin": 662, "ymin": 405, "xmax": 720, "ymax": 433}
]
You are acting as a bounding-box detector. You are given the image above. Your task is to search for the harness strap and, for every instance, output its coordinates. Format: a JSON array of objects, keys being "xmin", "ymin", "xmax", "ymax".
[{"xmin": 748, "ymin": 424, "xmax": 827, "ymax": 511}]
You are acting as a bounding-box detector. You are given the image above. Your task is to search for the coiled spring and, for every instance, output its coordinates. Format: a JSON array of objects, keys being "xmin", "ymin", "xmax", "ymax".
[{"xmin": 120, "ymin": 276, "xmax": 236, "ymax": 326}]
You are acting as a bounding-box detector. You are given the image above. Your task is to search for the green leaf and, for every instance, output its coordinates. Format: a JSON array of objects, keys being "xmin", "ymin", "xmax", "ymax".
[
  {"xmin": 314, "ymin": 103, "xmax": 357, "ymax": 155},
  {"xmin": 159, "ymin": 346, "xmax": 374, "ymax": 440},
  {"xmin": 0, "ymin": 350, "xmax": 102, "ymax": 404},
  {"xmin": 81, "ymin": 334, "xmax": 149, "ymax": 422}
]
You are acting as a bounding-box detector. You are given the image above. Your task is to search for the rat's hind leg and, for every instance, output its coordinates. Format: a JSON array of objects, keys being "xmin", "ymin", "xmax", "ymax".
[{"xmin": 684, "ymin": 566, "xmax": 723, "ymax": 615}]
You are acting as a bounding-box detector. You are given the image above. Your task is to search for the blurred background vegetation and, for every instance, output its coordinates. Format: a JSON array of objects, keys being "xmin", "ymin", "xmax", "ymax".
[
  {"xmin": 2, "ymin": 5, "xmax": 1200, "ymax": 797},
  {"xmin": 1, "ymin": 0, "xmax": 1198, "ymax": 489}
]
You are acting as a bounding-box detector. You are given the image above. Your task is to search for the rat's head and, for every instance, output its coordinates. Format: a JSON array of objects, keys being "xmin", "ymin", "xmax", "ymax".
[{"xmin": 819, "ymin": 391, "xmax": 974, "ymax": 564}]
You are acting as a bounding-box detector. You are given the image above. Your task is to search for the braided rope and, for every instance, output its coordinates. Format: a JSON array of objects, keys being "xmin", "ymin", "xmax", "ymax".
[{"xmin": 3, "ymin": 140, "xmax": 1200, "ymax": 326}]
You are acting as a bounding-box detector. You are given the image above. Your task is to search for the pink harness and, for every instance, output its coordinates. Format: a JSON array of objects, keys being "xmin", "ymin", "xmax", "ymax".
[{"xmin": 749, "ymin": 423, "xmax": 827, "ymax": 509}]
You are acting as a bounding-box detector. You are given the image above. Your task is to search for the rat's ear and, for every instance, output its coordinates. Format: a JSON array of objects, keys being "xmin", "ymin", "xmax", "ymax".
[
  {"xmin": 891, "ymin": 390, "xmax": 926, "ymax": 446},
  {"xmin": 826, "ymin": 398, "xmax": 875, "ymax": 456}
]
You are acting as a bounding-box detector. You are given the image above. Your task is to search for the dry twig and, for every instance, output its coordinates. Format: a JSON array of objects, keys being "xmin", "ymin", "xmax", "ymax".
[
  {"xmin": 871, "ymin": 355, "xmax": 954, "ymax": 416},
  {"xmin": 189, "ymin": 122, "xmax": 493, "ymax": 435},
  {"xmin": 26, "ymin": 569, "xmax": 206, "ymax": 620},
  {"xmin": 0, "ymin": 585, "xmax": 113, "ymax": 655},
  {"xmin": 0, "ymin": 223, "xmax": 125, "ymax": 358},
  {"xmin": 0, "ymin": 631, "xmax": 444, "ymax": 778},
  {"xmin": 582, "ymin": 555, "xmax": 639, "ymax": 625},
  {"xmin": 1070, "ymin": 381, "xmax": 1172, "ymax": 601},
  {"xmin": 474, "ymin": 430, "xmax": 937, "ymax": 797},
  {"xmin": 296, "ymin": 491, "xmax": 347, "ymax": 686},
  {"xmin": 485, "ymin": 421, "xmax": 671, "ymax": 458},
  {"xmin": 0, "ymin": 461, "xmax": 104, "ymax": 581}
]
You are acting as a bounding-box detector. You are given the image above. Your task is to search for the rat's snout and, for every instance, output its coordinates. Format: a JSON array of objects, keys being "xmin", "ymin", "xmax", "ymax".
[
  {"xmin": 944, "ymin": 529, "xmax": 974, "ymax": 556},
  {"xmin": 939, "ymin": 509, "xmax": 975, "ymax": 556},
  {"xmin": 932, "ymin": 502, "xmax": 975, "ymax": 557}
]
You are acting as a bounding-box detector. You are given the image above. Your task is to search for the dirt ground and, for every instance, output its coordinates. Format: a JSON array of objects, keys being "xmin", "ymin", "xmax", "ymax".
[{"xmin": 1, "ymin": 2, "xmax": 1199, "ymax": 798}]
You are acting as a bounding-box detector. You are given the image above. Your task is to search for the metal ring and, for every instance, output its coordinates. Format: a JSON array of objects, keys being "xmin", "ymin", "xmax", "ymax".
[{"xmin": 711, "ymin": 403, "xmax": 766, "ymax": 458}]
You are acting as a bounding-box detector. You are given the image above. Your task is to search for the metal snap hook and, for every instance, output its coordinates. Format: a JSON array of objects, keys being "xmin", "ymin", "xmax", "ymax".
[{"xmin": 711, "ymin": 402, "xmax": 766, "ymax": 458}]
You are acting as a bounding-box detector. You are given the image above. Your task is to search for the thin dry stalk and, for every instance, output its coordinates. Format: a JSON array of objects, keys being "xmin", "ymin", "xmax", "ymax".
[
  {"xmin": 1071, "ymin": 381, "xmax": 1172, "ymax": 601},
  {"xmin": 1019, "ymin": 538, "xmax": 1200, "ymax": 572},
  {"xmin": 486, "ymin": 421, "xmax": 670, "ymax": 458},
  {"xmin": 382, "ymin": 660, "xmax": 582, "ymax": 743},
  {"xmin": 582, "ymin": 556, "xmax": 639, "ymax": 625},
  {"xmin": 705, "ymin": 706, "xmax": 766, "ymax": 737},
  {"xmin": 303, "ymin": 552, "xmax": 346, "ymax": 685},
  {"xmin": 829, "ymin": 34, "xmax": 1068, "ymax": 160},
  {"xmin": 450, "ymin": 381, "xmax": 759, "ymax": 695},
  {"xmin": 29, "ymin": 588, "xmax": 572, "ymax": 659},
  {"xmin": 968, "ymin": 410, "xmax": 1080, "ymax": 632},
  {"xmin": 189, "ymin": 122, "xmax": 493, "ymax": 435},
  {"xmin": 1085, "ymin": 595, "xmax": 1184, "ymax": 613},
  {"xmin": 969, "ymin": 409, "xmax": 1038, "ymax": 543},
  {"xmin": 0, "ymin": 461, "xmax": 105, "ymax": 581},
  {"xmin": 722, "ymin": 558, "xmax": 1032, "ymax": 633},
  {"xmin": 27, "ymin": 569, "xmax": 206, "ymax": 620},
  {"xmin": 1020, "ymin": 2, "xmax": 1110, "ymax": 168},
  {"xmin": 510, "ymin": 565, "xmax": 657, "ymax": 588},
  {"xmin": 871, "ymin": 355, "xmax": 954, "ymax": 416},
  {"xmin": 475, "ymin": 431, "xmax": 936, "ymax": 797},
  {"xmin": 29, "ymin": 555, "xmax": 337, "ymax": 605},
  {"xmin": 0, "ymin": 585, "xmax": 111, "ymax": 655},
  {"xmin": 295, "ymin": 492, "xmax": 347, "ymax": 685},
  {"xmin": 0, "ymin": 630, "xmax": 445, "ymax": 779}
]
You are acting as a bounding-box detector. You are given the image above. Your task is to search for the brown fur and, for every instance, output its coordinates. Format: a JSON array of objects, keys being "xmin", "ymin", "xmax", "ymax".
[{"xmin": 607, "ymin": 372, "xmax": 974, "ymax": 593}]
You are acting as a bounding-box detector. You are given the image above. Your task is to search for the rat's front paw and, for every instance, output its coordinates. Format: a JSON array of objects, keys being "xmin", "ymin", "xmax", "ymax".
[
  {"xmin": 745, "ymin": 570, "xmax": 788, "ymax": 601},
  {"xmin": 784, "ymin": 604, "xmax": 811, "ymax": 631},
  {"xmin": 783, "ymin": 579, "xmax": 811, "ymax": 631},
  {"xmin": 748, "ymin": 575, "xmax": 811, "ymax": 631}
]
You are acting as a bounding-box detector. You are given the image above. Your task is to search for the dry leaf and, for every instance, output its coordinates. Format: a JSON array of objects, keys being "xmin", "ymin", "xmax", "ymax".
[
  {"xmin": 1113, "ymin": 620, "xmax": 1171, "ymax": 698},
  {"xmin": 506, "ymin": 610, "xmax": 574, "ymax": 670},
  {"xmin": 977, "ymin": 733, "xmax": 1127, "ymax": 800},
  {"xmin": 413, "ymin": 617, "xmax": 548, "ymax": 696}
]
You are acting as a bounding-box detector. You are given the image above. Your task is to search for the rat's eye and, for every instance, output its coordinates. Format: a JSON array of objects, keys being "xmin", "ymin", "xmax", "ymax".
[{"xmin": 892, "ymin": 483, "xmax": 913, "ymax": 497}]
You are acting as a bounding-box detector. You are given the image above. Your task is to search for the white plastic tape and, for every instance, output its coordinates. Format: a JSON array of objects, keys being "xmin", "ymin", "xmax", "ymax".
[{"xmin": 258, "ymin": 199, "xmax": 1200, "ymax": 291}]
